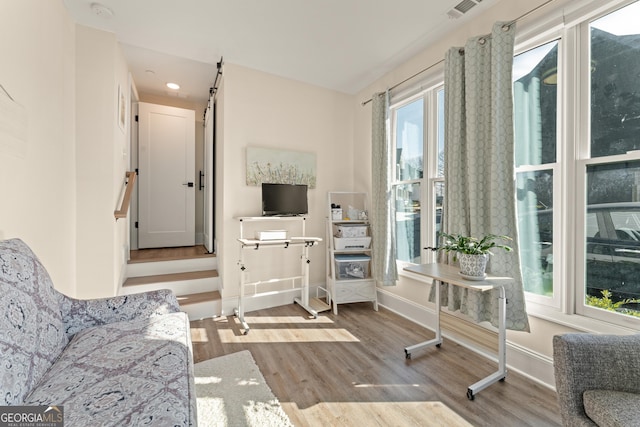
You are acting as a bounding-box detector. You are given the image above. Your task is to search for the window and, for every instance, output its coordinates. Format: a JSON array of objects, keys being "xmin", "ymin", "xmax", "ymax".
[
  {"xmin": 511, "ymin": 0, "xmax": 640, "ymax": 326},
  {"xmin": 577, "ymin": 0, "xmax": 640, "ymax": 322},
  {"xmin": 393, "ymin": 98, "xmax": 423, "ymax": 264},
  {"xmin": 588, "ymin": 3, "xmax": 640, "ymax": 158},
  {"xmin": 391, "ymin": 87, "xmax": 444, "ymax": 266},
  {"xmin": 513, "ymin": 40, "xmax": 560, "ymax": 304}
]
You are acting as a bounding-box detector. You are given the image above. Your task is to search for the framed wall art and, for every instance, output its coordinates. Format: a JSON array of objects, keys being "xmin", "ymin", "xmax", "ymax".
[
  {"xmin": 117, "ymin": 84, "xmax": 126, "ymax": 132},
  {"xmin": 246, "ymin": 147, "xmax": 316, "ymax": 188}
]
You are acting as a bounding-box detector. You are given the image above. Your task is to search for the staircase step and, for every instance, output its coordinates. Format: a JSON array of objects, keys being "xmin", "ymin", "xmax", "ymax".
[
  {"xmin": 177, "ymin": 290, "xmax": 221, "ymax": 307},
  {"xmin": 123, "ymin": 269, "xmax": 218, "ymax": 287},
  {"xmin": 129, "ymin": 245, "xmax": 215, "ymax": 264},
  {"xmin": 126, "ymin": 257, "xmax": 217, "ymax": 278}
]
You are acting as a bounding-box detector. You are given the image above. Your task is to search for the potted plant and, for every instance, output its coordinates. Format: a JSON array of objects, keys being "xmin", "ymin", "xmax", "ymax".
[{"xmin": 429, "ymin": 232, "xmax": 513, "ymax": 279}]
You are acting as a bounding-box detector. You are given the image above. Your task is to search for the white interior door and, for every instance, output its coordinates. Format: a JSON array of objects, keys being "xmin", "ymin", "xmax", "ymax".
[
  {"xmin": 138, "ymin": 102, "xmax": 195, "ymax": 248},
  {"xmin": 203, "ymin": 100, "xmax": 214, "ymax": 253}
]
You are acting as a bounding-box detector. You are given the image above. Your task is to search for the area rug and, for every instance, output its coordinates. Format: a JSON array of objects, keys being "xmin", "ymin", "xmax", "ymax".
[{"xmin": 194, "ymin": 350, "xmax": 293, "ymax": 427}]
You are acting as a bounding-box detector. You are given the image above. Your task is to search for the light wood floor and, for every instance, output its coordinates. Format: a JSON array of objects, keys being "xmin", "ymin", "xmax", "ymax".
[
  {"xmin": 129, "ymin": 245, "xmax": 214, "ymax": 263},
  {"xmin": 191, "ymin": 303, "xmax": 561, "ymax": 426}
]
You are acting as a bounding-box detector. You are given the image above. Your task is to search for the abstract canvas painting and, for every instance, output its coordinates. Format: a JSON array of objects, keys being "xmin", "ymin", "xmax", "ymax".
[{"xmin": 246, "ymin": 147, "xmax": 316, "ymax": 188}]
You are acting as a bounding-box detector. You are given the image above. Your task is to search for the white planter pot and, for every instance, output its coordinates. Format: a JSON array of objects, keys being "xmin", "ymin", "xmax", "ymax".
[{"xmin": 458, "ymin": 253, "xmax": 488, "ymax": 278}]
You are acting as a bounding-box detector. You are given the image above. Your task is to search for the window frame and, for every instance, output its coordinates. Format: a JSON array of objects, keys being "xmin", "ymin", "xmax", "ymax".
[
  {"xmin": 512, "ymin": 35, "xmax": 565, "ymax": 310},
  {"xmin": 573, "ymin": 2, "xmax": 640, "ymax": 325},
  {"xmin": 391, "ymin": 93, "xmax": 424, "ymax": 267},
  {"xmin": 390, "ymin": 82, "xmax": 445, "ymax": 273},
  {"xmin": 428, "ymin": 88, "xmax": 445, "ymax": 265},
  {"xmin": 517, "ymin": 0, "xmax": 640, "ymax": 330}
]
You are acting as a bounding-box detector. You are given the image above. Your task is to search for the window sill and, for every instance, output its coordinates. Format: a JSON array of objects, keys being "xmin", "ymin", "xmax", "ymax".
[
  {"xmin": 526, "ymin": 301, "xmax": 640, "ymax": 335},
  {"xmin": 398, "ymin": 263, "xmax": 433, "ymax": 283}
]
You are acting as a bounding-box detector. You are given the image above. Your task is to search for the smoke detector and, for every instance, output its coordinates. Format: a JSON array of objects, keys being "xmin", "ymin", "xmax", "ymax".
[
  {"xmin": 447, "ymin": 0, "xmax": 483, "ymax": 19},
  {"xmin": 90, "ymin": 3, "xmax": 114, "ymax": 19}
]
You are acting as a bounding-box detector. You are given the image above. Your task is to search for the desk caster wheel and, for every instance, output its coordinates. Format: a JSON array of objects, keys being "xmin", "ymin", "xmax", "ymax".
[
  {"xmin": 243, "ymin": 330, "xmax": 249, "ymax": 336},
  {"xmin": 405, "ymin": 350, "xmax": 411, "ymax": 360},
  {"xmin": 467, "ymin": 389, "xmax": 474, "ymax": 401},
  {"xmin": 435, "ymin": 343, "xmax": 441, "ymax": 348}
]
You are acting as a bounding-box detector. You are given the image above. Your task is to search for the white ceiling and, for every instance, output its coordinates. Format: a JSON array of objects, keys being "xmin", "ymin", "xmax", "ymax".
[{"xmin": 63, "ymin": 0, "xmax": 496, "ymax": 104}]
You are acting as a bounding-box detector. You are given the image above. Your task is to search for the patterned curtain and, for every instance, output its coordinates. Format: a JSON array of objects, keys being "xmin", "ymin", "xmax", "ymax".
[
  {"xmin": 439, "ymin": 22, "xmax": 530, "ymax": 331},
  {"xmin": 371, "ymin": 92, "xmax": 398, "ymax": 286}
]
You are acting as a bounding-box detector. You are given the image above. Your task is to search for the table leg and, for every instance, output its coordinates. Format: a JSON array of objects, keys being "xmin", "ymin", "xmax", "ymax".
[
  {"xmin": 404, "ymin": 280, "xmax": 443, "ymax": 359},
  {"xmin": 466, "ymin": 285, "xmax": 507, "ymax": 400},
  {"xmin": 234, "ymin": 258, "xmax": 250, "ymax": 335},
  {"xmin": 293, "ymin": 245, "xmax": 319, "ymax": 318}
]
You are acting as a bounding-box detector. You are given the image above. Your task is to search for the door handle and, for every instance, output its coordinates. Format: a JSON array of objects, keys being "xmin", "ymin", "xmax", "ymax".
[{"xmin": 183, "ymin": 182, "xmax": 194, "ymax": 187}]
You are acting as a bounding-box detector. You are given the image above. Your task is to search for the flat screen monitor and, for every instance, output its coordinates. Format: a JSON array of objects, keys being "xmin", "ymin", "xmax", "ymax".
[{"xmin": 262, "ymin": 183, "xmax": 308, "ymax": 216}]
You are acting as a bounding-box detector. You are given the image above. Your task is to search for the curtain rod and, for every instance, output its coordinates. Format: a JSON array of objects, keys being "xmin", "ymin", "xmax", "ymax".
[{"xmin": 360, "ymin": 0, "xmax": 557, "ymax": 106}]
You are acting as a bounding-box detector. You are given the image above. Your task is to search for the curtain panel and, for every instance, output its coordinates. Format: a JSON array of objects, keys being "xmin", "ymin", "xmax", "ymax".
[
  {"xmin": 438, "ymin": 22, "xmax": 530, "ymax": 331},
  {"xmin": 371, "ymin": 92, "xmax": 398, "ymax": 286}
]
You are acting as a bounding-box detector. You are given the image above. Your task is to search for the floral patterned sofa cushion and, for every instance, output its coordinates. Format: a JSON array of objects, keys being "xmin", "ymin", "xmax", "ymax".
[
  {"xmin": 0, "ymin": 238, "xmax": 196, "ymax": 426},
  {"xmin": 0, "ymin": 238, "xmax": 69, "ymax": 405},
  {"xmin": 24, "ymin": 312, "xmax": 195, "ymax": 427}
]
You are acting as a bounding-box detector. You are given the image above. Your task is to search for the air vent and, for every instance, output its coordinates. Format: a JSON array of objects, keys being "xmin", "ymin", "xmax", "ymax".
[{"xmin": 447, "ymin": 0, "xmax": 483, "ymax": 19}]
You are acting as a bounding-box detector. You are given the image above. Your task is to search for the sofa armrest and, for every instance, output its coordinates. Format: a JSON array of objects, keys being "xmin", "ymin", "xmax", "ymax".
[
  {"xmin": 60, "ymin": 289, "xmax": 180, "ymax": 337},
  {"xmin": 553, "ymin": 333, "xmax": 640, "ymax": 427}
]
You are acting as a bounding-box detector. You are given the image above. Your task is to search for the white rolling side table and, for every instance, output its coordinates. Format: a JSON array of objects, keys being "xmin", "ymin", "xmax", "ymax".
[{"xmin": 403, "ymin": 263, "xmax": 513, "ymax": 400}]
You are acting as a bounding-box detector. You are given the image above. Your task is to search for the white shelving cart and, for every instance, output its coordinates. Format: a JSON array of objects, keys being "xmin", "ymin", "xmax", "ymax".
[
  {"xmin": 234, "ymin": 216, "xmax": 327, "ymax": 334},
  {"xmin": 326, "ymin": 192, "xmax": 378, "ymax": 314}
]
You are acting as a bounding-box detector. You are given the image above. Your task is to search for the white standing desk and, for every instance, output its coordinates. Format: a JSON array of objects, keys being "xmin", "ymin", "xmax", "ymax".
[
  {"xmin": 234, "ymin": 216, "xmax": 325, "ymax": 335},
  {"xmin": 403, "ymin": 263, "xmax": 513, "ymax": 400}
]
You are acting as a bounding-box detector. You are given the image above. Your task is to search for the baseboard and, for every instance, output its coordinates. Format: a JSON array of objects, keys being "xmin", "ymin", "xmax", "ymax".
[
  {"xmin": 117, "ymin": 243, "xmax": 130, "ymax": 294},
  {"xmin": 377, "ymin": 288, "xmax": 556, "ymax": 390}
]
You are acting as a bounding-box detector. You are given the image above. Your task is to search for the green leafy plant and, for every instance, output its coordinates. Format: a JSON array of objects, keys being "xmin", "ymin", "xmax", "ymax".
[
  {"xmin": 585, "ymin": 290, "xmax": 640, "ymax": 318},
  {"xmin": 428, "ymin": 232, "xmax": 513, "ymax": 261}
]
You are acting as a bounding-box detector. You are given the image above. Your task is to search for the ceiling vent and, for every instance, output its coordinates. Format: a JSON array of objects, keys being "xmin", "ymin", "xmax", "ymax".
[{"xmin": 447, "ymin": 0, "xmax": 483, "ymax": 19}]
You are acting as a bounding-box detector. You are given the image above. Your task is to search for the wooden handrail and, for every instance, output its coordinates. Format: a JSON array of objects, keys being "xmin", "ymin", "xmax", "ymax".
[{"xmin": 114, "ymin": 171, "xmax": 136, "ymax": 220}]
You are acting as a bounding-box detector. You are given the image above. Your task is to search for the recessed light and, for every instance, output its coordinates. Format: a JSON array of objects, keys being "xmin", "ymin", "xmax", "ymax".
[{"xmin": 166, "ymin": 82, "xmax": 180, "ymax": 90}]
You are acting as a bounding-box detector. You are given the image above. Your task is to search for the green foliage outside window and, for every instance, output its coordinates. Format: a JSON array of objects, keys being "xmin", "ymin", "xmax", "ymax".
[{"xmin": 586, "ymin": 290, "xmax": 640, "ymax": 318}]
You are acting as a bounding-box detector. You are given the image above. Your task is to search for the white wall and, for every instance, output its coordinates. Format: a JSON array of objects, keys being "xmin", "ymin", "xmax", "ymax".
[
  {"xmin": 0, "ymin": 1, "xmax": 77, "ymax": 296},
  {"xmin": 217, "ymin": 64, "xmax": 354, "ymax": 309},
  {"xmin": 74, "ymin": 25, "xmax": 130, "ymax": 299},
  {"xmin": 0, "ymin": 3, "xmax": 134, "ymax": 299}
]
